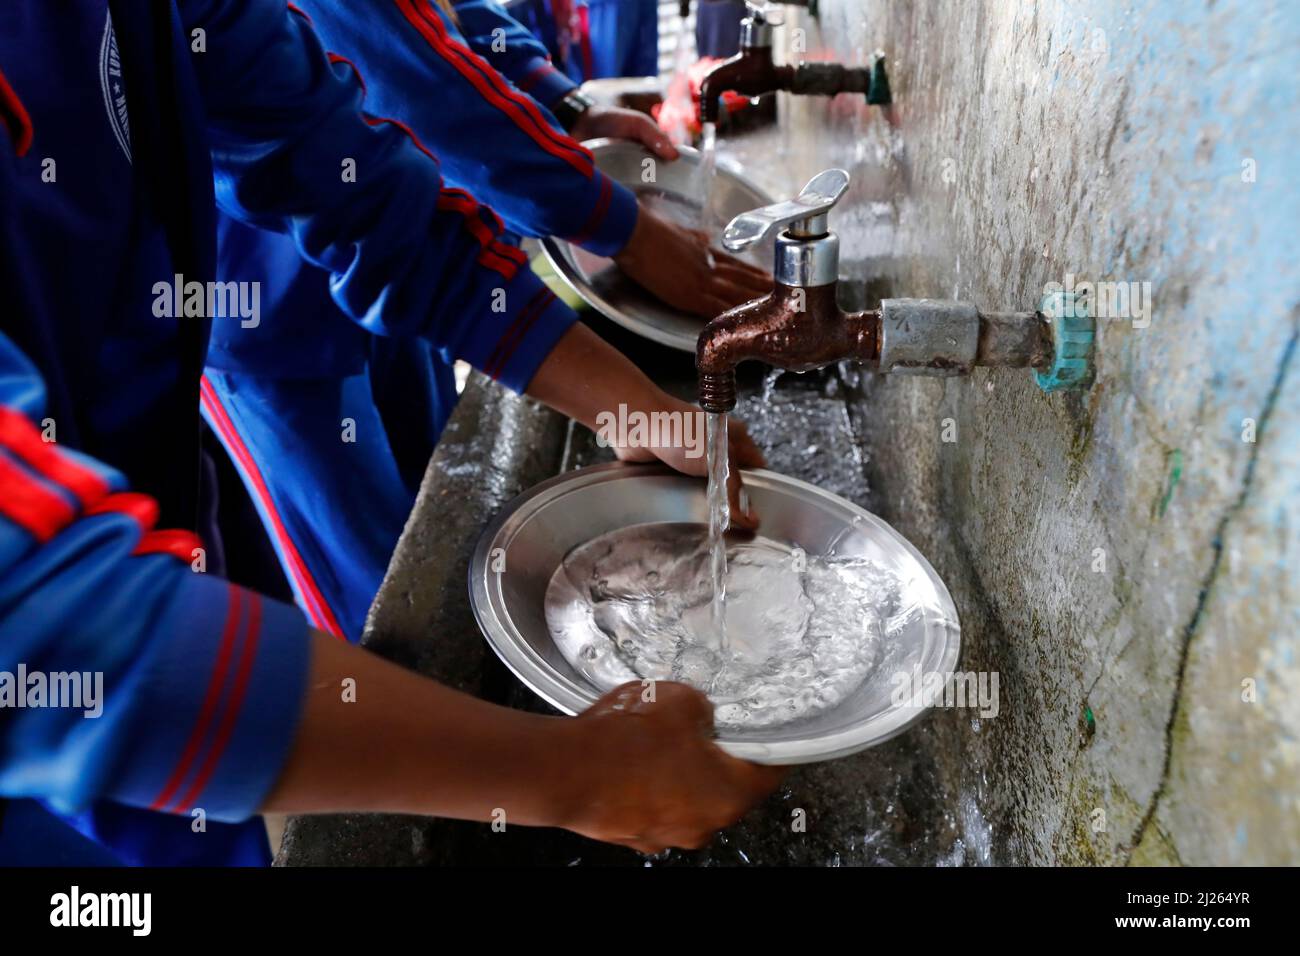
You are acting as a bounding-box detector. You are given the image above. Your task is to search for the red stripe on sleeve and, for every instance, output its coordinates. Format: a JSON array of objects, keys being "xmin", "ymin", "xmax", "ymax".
[
  {"xmin": 435, "ymin": 191, "xmax": 524, "ymax": 278},
  {"xmin": 362, "ymin": 114, "xmax": 437, "ymax": 164},
  {"xmin": 83, "ymin": 492, "xmax": 204, "ymax": 563},
  {"xmin": 0, "ymin": 65, "xmax": 33, "ymax": 157},
  {"xmin": 0, "ymin": 407, "xmax": 110, "ymax": 507},
  {"xmin": 327, "ymin": 52, "xmax": 367, "ymax": 95},
  {"xmin": 85, "ymin": 492, "xmax": 160, "ymax": 531},
  {"xmin": 439, "ymin": 189, "xmax": 527, "ymax": 265},
  {"xmin": 359, "ymin": 115, "xmax": 519, "ymax": 279},
  {"xmin": 483, "ymin": 286, "xmax": 550, "ymax": 379},
  {"xmin": 346, "ymin": 56, "xmax": 525, "ymax": 282},
  {"xmin": 135, "ymin": 528, "xmax": 205, "ymax": 563},
  {"xmin": 0, "ymin": 454, "xmax": 74, "ymax": 542},
  {"xmin": 173, "ymin": 592, "xmax": 265, "ymax": 811},
  {"xmin": 484, "ymin": 288, "xmax": 557, "ymax": 380},
  {"xmin": 151, "ymin": 586, "xmax": 243, "ymax": 811},
  {"xmin": 566, "ymin": 173, "xmax": 613, "ymax": 247},
  {"xmin": 395, "ymin": 0, "xmax": 593, "ymax": 177}
]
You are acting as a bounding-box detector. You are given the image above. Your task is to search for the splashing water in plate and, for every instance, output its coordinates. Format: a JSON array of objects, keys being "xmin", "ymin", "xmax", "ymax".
[{"xmin": 544, "ymin": 522, "xmax": 903, "ymax": 730}]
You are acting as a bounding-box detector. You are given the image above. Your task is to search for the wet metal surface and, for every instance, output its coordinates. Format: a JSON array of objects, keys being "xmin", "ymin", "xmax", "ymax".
[
  {"xmin": 697, "ymin": 283, "xmax": 880, "ymax": 412},
  {"xmin": 541, "ymin": 139, "xmax": 773, "ymax": 352},
  {"xmin": 472, "ymin": 462, "xmax": 960, "ymax": 760}
]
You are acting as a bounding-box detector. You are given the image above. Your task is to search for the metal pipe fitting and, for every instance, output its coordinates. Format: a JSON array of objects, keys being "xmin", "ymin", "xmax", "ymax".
[
  {"xmin": 789, "ymin": 63, "xmax": 871, "ymax": 98},
  {"xmin": 977, "ymin": 311, "xmax": 1053, "ymax": 369},
  {"xmin": 879, "ymin": 300, "xmax": 1054, "ymax": 376},
  {"xmin": 878, "ymin": 299, "xmax": 981, "ymax": 376}
]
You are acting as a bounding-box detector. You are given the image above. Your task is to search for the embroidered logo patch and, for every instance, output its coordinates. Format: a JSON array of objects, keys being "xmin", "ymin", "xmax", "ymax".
[{"xmin": 99, "ymin": 11, "xmax": 131, "ymax": 162}]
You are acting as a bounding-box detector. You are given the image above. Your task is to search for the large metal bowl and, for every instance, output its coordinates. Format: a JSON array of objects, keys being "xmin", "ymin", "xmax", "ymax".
[
  {"xmin": 469, "ymin": 463, "xmax": 961, "ymax": 764},
  {"xmin": 540, "ymin": 139, "xmax": 774, "ymax": 352}
]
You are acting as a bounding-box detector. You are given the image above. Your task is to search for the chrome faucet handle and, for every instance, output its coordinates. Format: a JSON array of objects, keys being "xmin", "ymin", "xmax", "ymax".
[
  {"xmin": 743, "ymin": 1, "xmax": 782, "ymax": 25},
  {"xmin": 740, "ymin": 1, "xmax": 782, "ymax": 45},
  {"xmin": 722, "ymin": 168, "xmax": 850, "ymax": 252}
]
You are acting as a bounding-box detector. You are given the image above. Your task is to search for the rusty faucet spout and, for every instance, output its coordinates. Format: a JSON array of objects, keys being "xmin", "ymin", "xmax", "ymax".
[
  {"xmin": 698, "ymin": 4, "xmax": 790, "ymax": 126},
  {"xmin": 699, "ymin": 54, "xmax": 792, "ymax": 126},
  {"xmin": 697, "ymin": 286, "xmax": 879, "ymax": 413},
  {"xmin": 698, "ymin": 4, "xmax": 890, "ymax": 127}
]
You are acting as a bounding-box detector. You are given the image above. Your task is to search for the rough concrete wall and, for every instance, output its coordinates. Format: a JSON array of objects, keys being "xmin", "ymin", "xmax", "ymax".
[{"xmin": 760, "ymin": 0, "xmax": 1298, "ymax": 864}]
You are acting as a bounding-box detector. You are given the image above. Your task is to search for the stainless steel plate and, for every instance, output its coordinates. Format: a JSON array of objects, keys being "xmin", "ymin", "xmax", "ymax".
[
  {"xmin": 540, "ymin": 139, "xmax": 774, "ymax": 352},
  {"xmin": 469, "ymin": 462, "xmax": 961, "ymax": 765}
]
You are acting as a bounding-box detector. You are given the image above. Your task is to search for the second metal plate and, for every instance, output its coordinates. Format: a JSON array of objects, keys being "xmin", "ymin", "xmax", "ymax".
[{"xmin": 541, "ymin": 138, "xmax": 775, "ymax": 352}]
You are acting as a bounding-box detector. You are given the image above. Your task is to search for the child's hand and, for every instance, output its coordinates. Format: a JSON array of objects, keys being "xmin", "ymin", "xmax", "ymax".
[
  {"xmin": 527, "ymin": 324, "xmax": 765, "ymax": 531},
  {"xmin": 555, "ymin": 681, "xmax": 785, "ymax": 853},
  {"xmin": 614, "ymin": 205, "xmax": 772, "ymax": 319},
  {"xmin": 569, "ymin": 105, "xmax": 680, "ymax": 161},
  {"xmin": 612, "ymin": 394, "xmax": 764, "ymax": 531}
]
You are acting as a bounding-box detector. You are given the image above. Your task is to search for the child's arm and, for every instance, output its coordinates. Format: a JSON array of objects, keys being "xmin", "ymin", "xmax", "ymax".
[{"xmin": 265, "ymin": 630, "xmax": 784, "ymax": 854}]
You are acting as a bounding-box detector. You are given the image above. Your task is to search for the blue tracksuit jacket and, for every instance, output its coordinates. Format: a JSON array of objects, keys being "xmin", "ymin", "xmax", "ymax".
[
  {"xmin": 210, "ymin": 0, "xmax": 635, "ymax": 385},
  {"xmin": 0, "ymin": 0, "xmax": 580, "ymax": 865},
  {"xmin": 507, "ymin": 0, "xmax": 660, "ymax": 82},
  {"xmin": 206, "ymin": 0, "xmax": 644, "ymax": 641}
]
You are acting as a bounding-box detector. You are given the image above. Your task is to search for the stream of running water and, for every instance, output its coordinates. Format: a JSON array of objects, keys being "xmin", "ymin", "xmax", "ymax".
[
  {"xmin": 694, "ymin": 120, "xmax": 721, "ymax": 235},
  {"xmin": 705, "ymin": 410, "xmax": 730, "ymax": 651}
]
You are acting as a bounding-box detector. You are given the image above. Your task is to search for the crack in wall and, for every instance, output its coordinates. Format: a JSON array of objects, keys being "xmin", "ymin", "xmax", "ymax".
[{"xmin": 1127, "ymin": 318, "xmax": 1299, "ymax": 860}]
